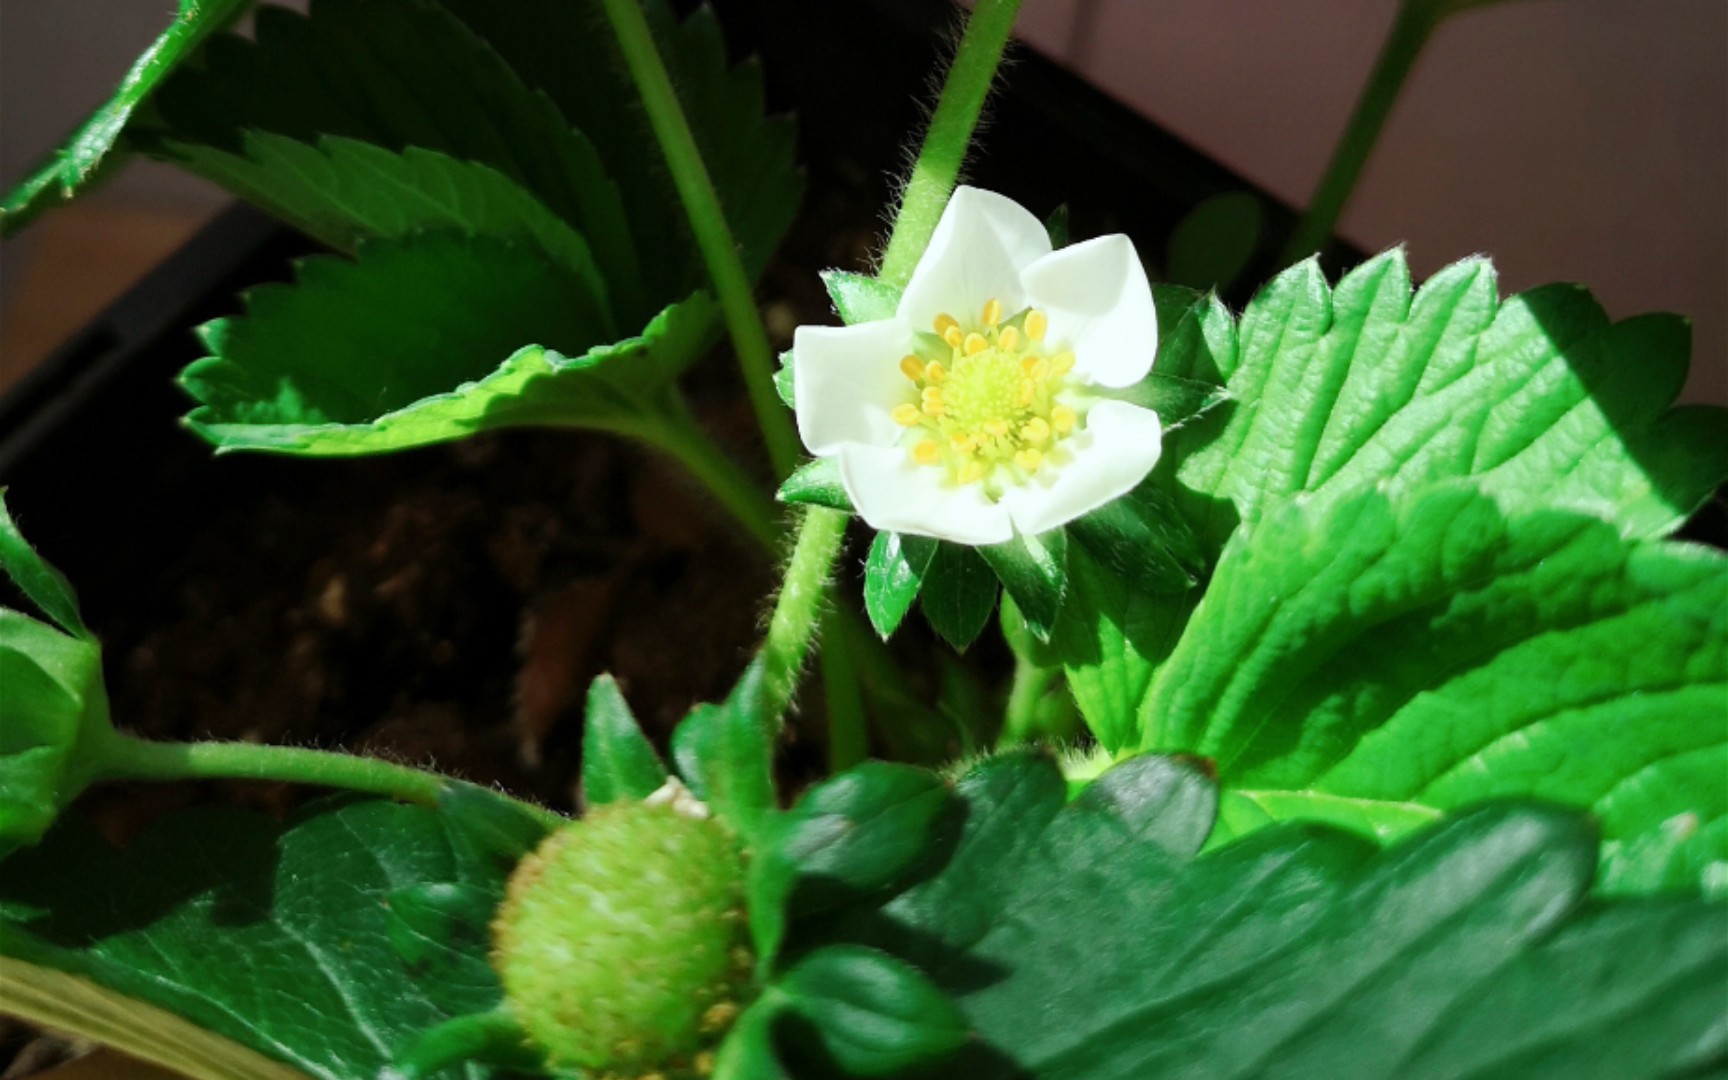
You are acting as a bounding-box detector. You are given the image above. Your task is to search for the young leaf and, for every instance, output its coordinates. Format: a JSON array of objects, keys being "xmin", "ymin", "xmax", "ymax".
[
  {"xmin": 808, "ymin": 753, "xmax": 1727, "ymax": 1079},
  {"xmin": 776, "ymin": 458, "xmax": 855, "ymax": 513},
  {"xmin": 821, "ymin": 272, "xmax": 903, "ymax": 326},
  {"xmin": 0, "ymin": 493, "xmax": 88, "ymax": 638},
  {"xmin": 1161, "ymin": 251, "xmax": 1728, "ymax": 556},
  {"xmin": 671, "ymin": 660, "xmax": 777, "ymax": 845},
  {"xmin": 979, "ymin": 528, "xmax": 1068, "ymax": 640},
  {"xmin": 0, "ymin": 0, "xmax": 252, "ymax": 235},
  {"xmin": 919, "ymin": 544, "xmax": 1000, "ymax": 652},
  {"xmin": 180, "ymin": 234, "xmax": 717, "ymax": 456},
  {"xmin": 1144, "ymin": 484, "xmax": 1728, "ymax": 894},
  {"xmin": 0, "ymin": 799, "xmax": 513, "ymax": 1080},
  {"xmin": 580, "ymin": 674, "xmax": 668, "ymax": 807},
  {"xmin": 862, "ymin": 532, "xmax": 938, "ymax": 639},
  {"xmin": 776, "ymin": 945, "xmax": 969, "ymax": 1077}
]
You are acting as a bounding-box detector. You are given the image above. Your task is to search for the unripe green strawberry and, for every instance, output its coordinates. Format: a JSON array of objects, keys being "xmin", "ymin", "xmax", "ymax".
[{"xmin": 491, "ymin": 782, "xmax": 751, "ymax": 1074}]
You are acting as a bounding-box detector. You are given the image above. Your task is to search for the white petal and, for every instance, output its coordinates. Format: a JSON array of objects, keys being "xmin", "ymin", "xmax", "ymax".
[
  {"xmin": 1001, "ymin": 400, "xmax": 1163, "ymax": 537},
  {"xmin": 1020, "ymin": 234, "xmax": 1157, "ymax": 388},
  {"xmin": 793, "ymin": 319, "xmax": 915, "ymax": 455},
  {"xmin": 838, "ymin": 442, "xmax": 1014, "ymax": 546},
  {"xmin": 899, "ymin": 186, "xmax": 1053, "ymax": 333}
]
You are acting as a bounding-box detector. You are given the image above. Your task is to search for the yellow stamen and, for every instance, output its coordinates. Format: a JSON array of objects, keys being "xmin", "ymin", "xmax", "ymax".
[
  {"xmin": 981, "ymin": 298, "xmax": 1002, "ymax": 327},
  {"xmin": 1050, "ymin": 351, "xmax": 1076, "ymax": 375},
  {"xmin": 983, "ymin": 419, "xmax": 1010, "ymax": 438},
  {"xmin": 963, "ymin": 332, "xmax": 988, "ymax": 356},
  {"xmin": 913, "ymin": 440, "xmax": 941, "ymax": 465},
  {"xmin": 1015, "ymin": 447, "xmax": 1043, "ymax": 472},
  {"xmin": 943, "ymin": 325, "xmax": 965, "ymax": 349},
  {"xmin": 933, "ymin": 313, "xmax": 959, "ymax": 336},
  {"xmin": 924, "ymin": 361, "xmax": 947, "ymax": 384},
  {"xmin": 1020, "ymin": 357, "xmax": 1049, "ymax": 379},
  {"xmin": 892, "ymin": 403, "xmax": 922, "ymax": 425},
  {"xmin": 997, "ymin": 325, "xmax": 1021, "ymax": 352},
  {"xmin": 1051, "ymin": 405, "xmax": 1077, "ymax": 433},
  {"xmin": 921, "ymin": 389, "xmax": 947, "ymax": 417},
  {"xmin": 1025, "ymin": 309, "xmax": 1048, "ymax": 341},
  {"xmin": 950, "ymin": 434, "xmax": 977, "ymax": 454},
  {"xmin": 1018, "ymin": 379, "xmax": 1037, "ymax": 406},
  {"xmin": 1021, "ymin": 417, "xmax": 1051, "ymax": 443},
  {"xmin": 899, "ymin": 355, "xmax": 926, "ymax": 382},
  {"xmin": 958, "ymin": 459, "xmax": 985, "ymax": 485}
]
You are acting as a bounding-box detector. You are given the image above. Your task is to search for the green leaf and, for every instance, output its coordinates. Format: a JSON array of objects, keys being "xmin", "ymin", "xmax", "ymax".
[
  {"xmin": 1143, "ymin": 484, "xmax": 1728, "ymax": 894},
  {"xmin": 390, "ymin": 1009, "xmax": 541, "ymax": 1080},
  {"xmin": 712, "ymin": 1000, "xmax": 790, "ymax": 1080},
  {"xmin": 1164, "ymin": 191, "xmax": 1264, "ymax": 294},
  {"xmin": 671, "ymin": 660, "xmax": 777, "ymax": 845},
  {"xmin": 979, "ymin": 528, "xmax": 1068, "ymax": 640},
  {"xmin": 919, "ymin": 544, "xmax": 1000, "ymax": 652},
  {"xmin": 0, "ymin": 0, "xmax": 253, "ymax": 235},
  {"xmin": 0, "ymin": 492, "xmax": 87, "ymax": 638},
  {"xmin": 435, "ymin": 784, "xmax": 555, "ymax": 873},
  {"xmin": 1066, "ymin": 482, "xmax": 1204, "ymax": 596},
  {"xmin": 1163, "ymin": 250, "xmax": 1728, "ymax": 556},
  {"xmin": 810, "ymin": 753, "xmax": 1728, "ymax": 1078},
  {"xmin": 1104, "ymin": 371, "xmax": 1230, "ymax": 433},
  {"xmin": 862, "ymin": 532, "xmax": 939, "ymax": 639},
  {"xmin": 775, "ymin": 945, "xmax": 969, "ymax": 1077},
  {"xmin": 432, "ymin": 0, "xmax": 800, "ymax": 298},
  {"xmin": 165, "ymin": 134, "xmax": 616, "ymax": 322},
  {"xmin": 821, "ymin": 272, "xmax": 903, "ymax": 326},
  {"xmin": 139, "ymin": 0, "xmax": 649, "ymax": 322},
  {"xmin": 748, "ymin": 764, "xmax": 952, "ymax": 971},
  {"xmin": 0, "ymin": 799, "xmax": 512, "ymax": 1080},
  {"xmin": 580, "ymin": 674, "xmax": 669, "ymax": 807},
  {"xmin": 776, "ymin": 457, "xmax": 854, "ymax": 512},
  {"xmin": 181, "ymin": 232, "xmax": 717, "ymax": 456}
]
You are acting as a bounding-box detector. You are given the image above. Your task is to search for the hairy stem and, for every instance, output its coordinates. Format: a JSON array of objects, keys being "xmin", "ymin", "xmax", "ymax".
[
  {"xmin": 1281, "ymin": 5, "xmax": 1438, "ymax": 264},
  {"xmin": 595, "ymin": 0, "xmax": 800, "ymax": 477},
  {"xmin": 760, "ymin": 507, "xmax": 850, "ymax": 721},
  {"xmin": 877, "ymin": 0, "xmax": 1025, "ymax": 287},
  {"xmin": 80, "ymin": 730, "xmax": 565, "ymax": 830},
  {"xmin": 756, "ymin": 0, "xmax": 1025, "ymax": 727}
]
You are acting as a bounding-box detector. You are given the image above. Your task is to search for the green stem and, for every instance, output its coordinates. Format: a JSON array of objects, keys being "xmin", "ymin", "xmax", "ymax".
[
  {"xmin": 876, "ymin": 0, "xmax": 1025, "ymax": 287},
  {"xmin": 1000, "ymin": 652, "xmax": 1061, "ymax": 745},
  {"xmin": 595, "ymin": 0, "xmax": 800, "ymax": 478},
  {"xmin": 79, "ymin": 730, "xmax": 565, "ymax": 830},
  {"xmin": 1281, "ymin": 5, "xmax": 1438, "ymax": 265},
  {"xmin": 754, "ymin": 0, "xmax": 1024, "ymax": 727},
  {"xmin": 641, "ymin": 395, "xmax": 785, "ymax": 554},
  {"xmin": 760, "ymin": 507, "xmax": 850, "ymax": 721}
]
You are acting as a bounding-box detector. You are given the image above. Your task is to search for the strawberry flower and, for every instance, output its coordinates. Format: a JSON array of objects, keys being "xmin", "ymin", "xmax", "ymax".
[{"xmin": 793, "ymin": 186, "xmax": 1162, "ymax": 545}]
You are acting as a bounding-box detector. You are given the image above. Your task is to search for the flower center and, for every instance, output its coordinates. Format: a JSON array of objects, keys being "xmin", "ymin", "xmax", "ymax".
[{"xmin": 893, "ymin": 300, "xmax": 1077, "ymax": 492}]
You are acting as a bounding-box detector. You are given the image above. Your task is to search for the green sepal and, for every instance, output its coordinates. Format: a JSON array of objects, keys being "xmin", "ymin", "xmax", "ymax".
[
  {"xmin": 1164, "ymin": 191, "xmax": 1264, "ymax": 294},
  {"xmin": 979, "ymin": 528, "xmax": 1068, "ymax": 640},
  {"xmin": 919, "ymin": 544, "xmax": 1000, "ymax": 652},
  {"xmin": 862, "ymin": 532, "xmax": 938, "ymax": 639},
  {"xmin": 821, "ymin": 271, "xmax": 903, "ymax": 326},
  {"xmin": 775, "ymin": 944, "xmax": 970, "ymax": 1077},
  {"xmin": 776, "ymin": 457, "xmax": 854, "ymax": 513},
  {"xmin": 671, "ymin": 659, "xmax": 777, "ymax": 845},
  {"xmin": 0, "ymin": 493, "xmax": 111, "ymax": 855},
  {"xmin": 748, "ymin": 763, "xmax": 952, "ymax": 971},
  {"xmin": 775, "ymin": 351, "xmax": 796, "ymax": 409},
  {"xmin": 390, "ymin": 1008, "xmax": 544, "ymax": 1080},
  {"xmin": 1043, "ymin": 203, "xmax": 1071, "ymax": 249},
  {"xmin": 1102, "ymin": 371, "xmax": 1230, "ymax": 434},
  {"xmin": 712, "ymin": 999, "xmax": 790, "ymax": 1080},
  {"xmin": 579, "ymin": 674, "xmax": 668, "ymax": 807},
  {"xmin": 1066, "ymin": 482, "xmax": 1205, "ymax": 596},
  {"xmin": 0, "ymin": 493, "xmax": 88, "ymax": 638},
  {"xmin": 433, "ymin": 785, "xmax": 555, "ymax": 876}
]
